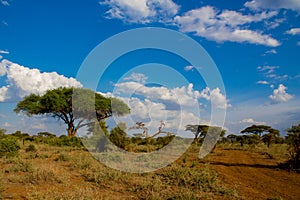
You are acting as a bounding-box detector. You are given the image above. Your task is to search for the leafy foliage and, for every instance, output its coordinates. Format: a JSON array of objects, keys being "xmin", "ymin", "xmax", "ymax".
[
  {"xmin": 14, "ymin": 87, "xmax": 130, "ymax": 137},
  {"xmin": 0, "ymin": 137, "xmax": 20, "ymax": 158},
  {"xmin": 241, "ymin": 125, "xmax": 272, "ymax": 137},
  {"xmin": 262, "ymin": 129, "xmax": 281, "ymax": 148},
  {"xmin": 109, "ymin": 123, "xmax": 129, "ymax": 149},
  {"xmin": 285, "ymin": 123, "xmax": 300, "ymax": 170},
  {"xmin": 185, "ymin": 124, "xmax": 226, "ymax": 143},
  {"xmin": 25, "ymin": 144, "xmax": 37, "ymax": 152}
]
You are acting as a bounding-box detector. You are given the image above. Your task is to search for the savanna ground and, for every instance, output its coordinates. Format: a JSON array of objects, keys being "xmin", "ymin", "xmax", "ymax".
[{"xmin": 0, "ymin": 141, "xmax": 299, "ymax": 200}]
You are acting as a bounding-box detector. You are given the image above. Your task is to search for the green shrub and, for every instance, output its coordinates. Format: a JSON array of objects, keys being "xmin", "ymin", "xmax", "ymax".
[
  {"xmin": 25, "ymin": 144, "xmax": 37, "ymax": 152},
  {"xmin": 0, "ymin": 137, "xmax": 20, "ymax": 158},
  {"xmin": 284, "ymin": 124, "xmax": 300, "ymax": 171},
  {"xmin": 9, "ymin": 159, "xmax": 33, "ymax": 172}
]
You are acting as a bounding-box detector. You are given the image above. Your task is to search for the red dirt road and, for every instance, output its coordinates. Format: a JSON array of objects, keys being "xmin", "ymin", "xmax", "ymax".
[{"xmin": 208, "ymin": 149, "xmax": 300, "ymax": 200}]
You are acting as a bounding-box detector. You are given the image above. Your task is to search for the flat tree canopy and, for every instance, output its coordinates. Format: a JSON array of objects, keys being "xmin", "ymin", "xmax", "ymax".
[
  {"xmin": 185, "ymin": 124, "xmax": 226, "ymax": 142},
  {"xmin": 240, "ymin": 125, "xmax": 272, "ymax": 137},
  {"xmin": 14, "ymin": 87, "xmax": 130, "ymax": 137}
]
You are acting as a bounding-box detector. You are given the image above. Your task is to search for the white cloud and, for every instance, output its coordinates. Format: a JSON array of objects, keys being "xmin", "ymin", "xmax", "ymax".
[
  {"xmin": 257, "ymin": 80, "xmax": 269, "ymax": 85},
  {"xmin": 0, "ymin": 86, "xmax": 9, "ymax": 102},
  {"xmin": 101, "ymin": 0, "xmax": 179, "ymax": 23},
  {"xmin": 269, "ymin": 84, "xmax": 294, "ymax": 103},
  {"xmin": 245, "ymin": 0, "xmax": 300, "ymax": 13},
  {"xmin": 218, "ymin": 9, "xmax": 278, "ymax": 26},
  {"xmin": 174, "ymin": 6, "xmax": 280, "ymax": 47},
  {"xmin": 0, "ymin": 50, "xmax": 9, "ymax": 54},
  {"xmin": 123, "ymin": 72, "xmax": 148, "ymax": 83},
  {"xmin": 257, "ymin": 65, "xmax": 289, "ymax": 82},
  {"xmin": 184, "ymin": 65, "xmax": 201, "ymax": 71},
  {"xmin": 115, "ymin": 81, "xmax": 230, "ymax": 109},
  {"xmin": 0, "ymin": 59, "xmax": 82, "ymax": 102},
  {"xmin": 0, "ymin": 0, "xmax": 9, "ymax": 6},
  {"xmin": 297, "ymin": 41, "xmax": 300, "ymax": 46},
  {"xmin": 264, "ymin": 18, "xmax": 285, "ymax": 30},
  {"xmin": 240, "ymin": 118, "xmax": 266, "ymax": 125},
  {"xmin": 286, "ymin": 28, "xmax": 300, "ymax": 35},
  {"xmin": 184, "ymin": 66, "xmax": 195, "ymax": 71},
  {"xmin": 198, "ymin": 87, "xmax": 231, "ymax": 109},
  {"xmin": 114, "ymin": 95, "xmax": 204, "ymax": 135},
  {"xmin": 257, "ymin": 65, "xmax": 279, "ymax": 73},
  {"xmin": 0, "ymin": 50, "xmax": 9, "ymax": 60},
  {"xmin": 264, "ymin": 49, "xmax": 277, "ymax": 55}
]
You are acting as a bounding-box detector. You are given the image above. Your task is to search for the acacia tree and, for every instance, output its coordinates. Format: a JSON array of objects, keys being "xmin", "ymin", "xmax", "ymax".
[
  {"xmin": 261, "ymin": 129, "xmax": 280, "ymax": 148},
  {"xmin": 240, "ymin": 125, "xmax": 272, "ymax": 137},
  {"xmin": 14, "ymin": 87, "xmax": 130, "ymax": 137},
  {"xmin": 185, "ymin": 124, "xmax": 226, "ymax": 143}
]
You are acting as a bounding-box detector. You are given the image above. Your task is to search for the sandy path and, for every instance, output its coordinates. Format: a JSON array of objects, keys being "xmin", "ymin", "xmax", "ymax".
[{"xmin": 208, "ymin": 149, "xmax": 300, "ymax": 200}]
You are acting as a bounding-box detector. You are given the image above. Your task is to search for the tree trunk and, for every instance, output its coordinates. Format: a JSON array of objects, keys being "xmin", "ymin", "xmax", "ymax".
[{"xmin": 67, "ymin": 123, "xmax": 77, "ymax": 138}]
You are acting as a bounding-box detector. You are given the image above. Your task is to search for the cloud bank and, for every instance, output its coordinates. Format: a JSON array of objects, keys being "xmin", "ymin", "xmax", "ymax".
[{"xmin": 0, "ymin": 60, "xmax": 82, "ymax": 102}]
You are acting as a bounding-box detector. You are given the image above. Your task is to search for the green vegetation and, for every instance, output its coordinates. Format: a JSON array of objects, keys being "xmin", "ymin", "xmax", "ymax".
[
  {"xmin": 185, "ymin": 124, "xmax": 226, "ymax": 143},
  {"xmin": 14, "ymin": 87, "xmax": 130, "ymax": 137},
  {"xmin": 25, "ymin": 144, "xmax": 37, "ymax": 152},
  {"xmin": 0, "ymin": 137, "xmax": 20, "ymax": 158},
  {"xmin": 1, "ymin": 86, "xmax": 299, "ymax": 198},
  {"xmin": 284, "ymin": 123, "xmax": 300, "ymax": 171}
]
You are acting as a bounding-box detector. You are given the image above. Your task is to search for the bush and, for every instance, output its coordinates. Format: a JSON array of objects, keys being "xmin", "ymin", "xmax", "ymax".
[
  {"xmin": 25, "ymin": 144, "xmax": 37, "ymax": 152},
  {"xmin": 284, "ymin": 124, "xmax": 300, "ymax": 171},
  {"xmin": 0, "ymin": 137, "xmax": 20, "ymax": 158},
  {"xmin": 54, "ymin": 153, "xmax": 70, "ymax": 162}
]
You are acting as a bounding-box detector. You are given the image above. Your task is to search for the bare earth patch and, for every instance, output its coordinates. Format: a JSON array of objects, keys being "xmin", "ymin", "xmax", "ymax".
[{"xmin": 207, "ymin": 148, "xmax": 300, "ymax": 200}]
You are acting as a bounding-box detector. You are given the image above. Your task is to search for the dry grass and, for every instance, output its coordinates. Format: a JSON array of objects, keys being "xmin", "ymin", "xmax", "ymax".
[
  {"xmin": 218, "ymin": 143, "xmax": 289, "ymax": 162},
  {"xmin": 0, "ymin": 142, "xmax": 236, "ymax": 199}
]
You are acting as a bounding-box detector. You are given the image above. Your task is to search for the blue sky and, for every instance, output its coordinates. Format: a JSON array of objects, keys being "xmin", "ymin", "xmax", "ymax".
[{"xmin": 0, "ymin": 0, "xmax": 299, "ymax": 136}]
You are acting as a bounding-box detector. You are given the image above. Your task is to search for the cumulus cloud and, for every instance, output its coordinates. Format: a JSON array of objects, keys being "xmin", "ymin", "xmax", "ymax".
[
  {"xmin": 123, "ymin": 72, "xmax": 148, "ymax": 83},
  {"xmin": 114, "ymin": 80, "xmax": 230, "ymax": 109},
  {"xmin": 101, "ymin": 0, "xmax": 179, "ymax": 23},
  {"xmin": 198, "ymin": 87, "xmax": 232, "ymax": 109},
  {"xmin": 0, "ymin": 59, "xmax": 82, "ymax": 102},
  {"xmin": 115, "ymin": 96, "xmax": 203, "ymax": 134},
  {"xmin": 245, "ymin": 0, "xmax": 300, "ymax": 13},
  {"xmin": 269, "ymin": 84, "xmax": 294, "ymax": 103},
  {"xmin": 286, "ymin": 28, "xmax": 300, "ymax": 35},
  {"xmin": 174, "ymin": 6, "xmax": 280, "ymax": 47}
]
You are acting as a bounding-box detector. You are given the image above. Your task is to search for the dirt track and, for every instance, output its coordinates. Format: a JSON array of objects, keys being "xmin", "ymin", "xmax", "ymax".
[{"xmin": 208, "ymin": 149, "xmax": 300, "ymax": 200}]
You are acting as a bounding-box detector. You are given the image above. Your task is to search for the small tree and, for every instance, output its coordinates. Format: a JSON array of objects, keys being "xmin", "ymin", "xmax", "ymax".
[
  {"xmin": 185, "ymin": 124, "xmax": 226, "ymax": 143},
  {"xmin": 285, "ymin": 123, "xmax": 300, "ymax": 170},
  {"xmin": 14, "ymin": 87, "xmax": 130, "ymax": 137},
  {"xmin": 227, "ymin": 134, "xmax": 237, "ymax": 143},
  {"xmin": 109, "ymin": 123, "xmax": 129, "ymax": 149},
  {"xmin": 261, "ymin": 129, "xmax": 280, "ymax": 148}
]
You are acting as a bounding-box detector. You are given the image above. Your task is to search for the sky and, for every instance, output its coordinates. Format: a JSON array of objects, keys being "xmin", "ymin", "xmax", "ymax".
[{"xmin": 0, "ymin": 0, "xmax": 299, "ymax": 137}]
